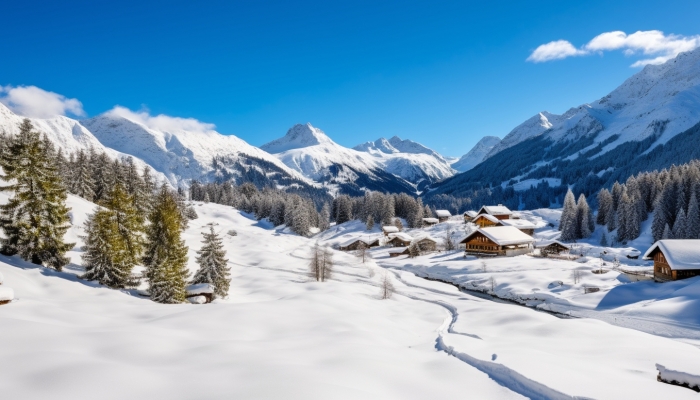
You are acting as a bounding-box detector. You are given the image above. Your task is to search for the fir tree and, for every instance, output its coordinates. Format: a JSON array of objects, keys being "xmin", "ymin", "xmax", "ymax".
[
  {"xmin": 366, "ymin": 214, "xmax": 375, "ymax": 231},
  {"xmin": 662, "ymin": 223, "xmax": 673, "ymax": 240},
  {"xmin": 576, "ymin": 193, "xmax": 592, "ymax": 239},
  {"xmin": 0, "ymin": 120, "xmax": 74, "ymax": 270},
  {"xmin": 319, "ymin": 203, "xmax": 331, "ymax": 231},
  {"xmin": 559, "ymin": 189, "xmax": 578, "ymax": 241},
  {"xmin": 143, "ymin": 185, "xmax": 190, "ymax": 304},
  {"xmin": 596, "ymin": 189, "xmax": 612, "ymax": 226},
  {"xmin": 191, "ymin": 226, "xmax": 230, "ymax": 299},
  {"xmin": 600, "ymin": 232, "xmax": 608, "ymax": 247},
  {"xmin": 81, "ymin": 183, "xmax": 144, "ymax": 288},
  {"xmin": 673, "ymin": 209, "xmax": 688, "ymax": 239},
  {"xmin": 71, "ymin": 150, "xmax": 95, "ymax": 200}
]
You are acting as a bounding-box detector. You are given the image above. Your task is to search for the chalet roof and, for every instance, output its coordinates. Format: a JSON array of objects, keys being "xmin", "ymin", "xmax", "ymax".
[
  {"xmin": 534, "ymin": 239, "xmax": 570, "ymax": 249},
  {"xmin": 388, "ymin": 232, "xmax": 413, "ymax": 242},
  {"xmin": 643, "ymin": 240, "xmax": 700, "ymax": 270},
  {"xmin": 499, "ymin": 219, "xmax": 537, "ymax": 230},
  {"xmin": 340, "ymin": 237, "xmax": 379, "ymax": 247},
  {"xmin": 464, "ymin": 210, "xmax": 478, "ymax": 218},
  {"xmin": 186, "ymin": 283, "xmax": 215, "ymax": 295},
  {"xmin": 461, "ymin": 226, "xmax": 535, "ymax": 246},
  {"xmin": 389, "ymin": 247, "xmax": 409, "ymax": 255},
  {"xmin": 474, "ymin": 213, "xmax": 500, "ymax": 223},
  {"xmin": 477, "ymin": 205, "xmax": 513, "ymax": 216},
  {"xmin": 435, "ymin": 210, "xmax": 452, "ymax": 218},
  {"xmin": 412, "ymin": 234, "xmax": 438, "ymax": 244},
  {"xmin": 422, "ymin": 218, "xmax": 439, "ymax": 223},
  {"xmin": 382, "ymin": 226, "xmax": 399, "ymax": 233}
]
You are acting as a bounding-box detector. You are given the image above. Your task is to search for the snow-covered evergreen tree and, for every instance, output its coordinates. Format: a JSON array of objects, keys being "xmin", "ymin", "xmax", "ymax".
[
  {"xmin": 0, "ymin": 119, "xmax": 74, "ymax": 270},
  {"xmin": 559, "ymin": 189, "xmax": 578, "ymax": 241},
  {"xmin": 366, "ymin": 214, "xmax": 374, "ymax": 231},
  {"xmin": 687, "ymin": 191, "xmax": 700, "ymax": 239},
  {"xmin": 71, "ymin": 150, "xmax": 95, "ymax": 201},
  {"xmin": 596, "ymin": 189, "xmax": 612, "ymax": 226},
  {"xmin": 673, "ymin": 208, "xmax": 688, "ymax": 239},
  {"xmin": 81, "ymin": 183, "xmax": 144, "ymax": 288},
  {"xmin": 191, "ymin": 226, "xmax": 230, "ymax": 299},
  {"xmin": 143, "ymin": 185, "xmax": 190, "ymax": 304},
  {"xmin": 576, "ymin": 193, "xmax": 592, "ymax": 239}
]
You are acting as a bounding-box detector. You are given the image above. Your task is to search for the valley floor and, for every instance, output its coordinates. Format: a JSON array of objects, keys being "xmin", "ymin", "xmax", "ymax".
[{"xmin": 1, "ymin": 199, "xmax": 700, "ymax": 399}]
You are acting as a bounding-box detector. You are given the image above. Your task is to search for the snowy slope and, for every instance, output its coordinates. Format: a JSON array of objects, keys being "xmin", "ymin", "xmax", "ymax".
[
  {"xmin": 451, "ymin": 136, "xmax": 501, "ymax": 172},
  {"xmin": 353, "ymin": 136, "xmax": 456, "ymax": 184},
  {"xmin": 0, "ymin": 103, "xmax": 170, "ymax": 184},
  {"xmin": 82, "ymin": 111, "xmax": 310, "ymax": 188},
  {"xmin": 262, "ymin": 124, "xmax": 417, "ymax": 195}
]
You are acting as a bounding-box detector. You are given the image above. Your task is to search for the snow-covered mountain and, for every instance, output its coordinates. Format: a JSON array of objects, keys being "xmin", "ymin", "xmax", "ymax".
[
  {"xmin": 261, "ymin": 124, "xmax": 417, "ymax": 195},
  {"xmin": 0, "ymin": 103, "xmax": 317, "ymax": 193},
  {"xmin": 451, "ymin": 136, "xmax": 501, "ymax": 172},
  {"xmin": 430, "ymin": 47, "xmax": 700, "ymax": 198},
  {"xmin": 0, "ymin": 103, "xmax": 169, "ymax": 183},
  {"xmin": 353, "ymin": 136, "xmax": 456, "ymax": 187}
]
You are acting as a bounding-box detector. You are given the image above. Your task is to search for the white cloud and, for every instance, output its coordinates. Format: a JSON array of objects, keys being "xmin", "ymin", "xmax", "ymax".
[
  {"xmin": 106, "ymin": 106, "xmax": 216, "ymax": 133},
  {"xmin": 0, "ymin": 85, "xmax": 85, "ymax": 118},
  {"xmin": 526, "ymin": 40, "xmax": 587, "ymax": 62},
  {"xmin": 528, "ymin": 30, "xmax": 700, "ymax": 67}
]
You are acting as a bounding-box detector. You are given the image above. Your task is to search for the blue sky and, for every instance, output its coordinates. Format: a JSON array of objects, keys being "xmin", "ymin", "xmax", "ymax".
[{"xmin": 1, "ymin": 0, "xmax": 699, "ymax": 156}]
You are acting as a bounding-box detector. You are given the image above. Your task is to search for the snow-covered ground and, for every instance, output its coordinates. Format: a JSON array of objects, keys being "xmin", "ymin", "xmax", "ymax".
[{"xmin": 2, "ymin": 194, "xmax": 700, "ymax": 398}]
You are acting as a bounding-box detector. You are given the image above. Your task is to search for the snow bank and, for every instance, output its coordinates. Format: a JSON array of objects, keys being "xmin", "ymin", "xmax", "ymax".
[
  {"xmin": 186, "ymin": 283, "xmax": 214, "ymax": 295},
  {"xmin": 657, "ymin": 364, "xmax": 700, "ymax": 390},
  {"xmin": 187, "ymin": 295, "xmax": 207, "ymax": 304},
  {"xmin": 0, "ymin": 286, "xmax": 14, "ymax": 302},
  {"xmin": 0, "ymin": 270, "xmax": 3, "ymax": 285}
]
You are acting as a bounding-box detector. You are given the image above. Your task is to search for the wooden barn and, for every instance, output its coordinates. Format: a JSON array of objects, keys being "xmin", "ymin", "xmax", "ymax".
[
  {"xmin": 435, "ymin": 210, "xmax": 452, "ymax": 223},
  {"xmin": 535, "ymin": 240, "xmax": 570, "ymax": 255},
  {"xmin": 339, "ymin": 237, "xmax": 380, "ymax": 251},
  {"xmin": 412, "ymin": 235, "xmax": 438, "ymax": 252},
  {"xmin": 422, "ymin": 217, "xmax": 439, "ymax": 227},
  {"xmin": 389, "ymin": 247, "xmax": 409, "ymax": 257},
  {"xmin": 463, "ymin": 210, "xmax": 478, "ymax": 223},
  {"xmin": 476, "ymin": 204, "xmax": 513, "ymax": 220},
  {"xmin": 460, "ymin": 226, "xmax": 534, "ymax": 257},
  {"xmin": 498, "ymin": 219, "xmax": 537, "ymax": 236},
  {"xmin": 643, "ymin": 240, "xmax": 700, "ymax": 282},
  {"xmin": 386, "ymin": 232, "xmax": 413, "ymax": 247},
  {"xmin": 382, "ymin": 225, "xmax": 400, "ymax": 236}
]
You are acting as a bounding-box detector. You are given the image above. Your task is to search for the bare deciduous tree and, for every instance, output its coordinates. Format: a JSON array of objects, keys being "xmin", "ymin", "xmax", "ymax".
[
  {"xmin": 443, "ymin": 225, "xmax": 455, "ymax": 251},
  {"xmin": 380, "ymin": 272, "xmax": 395, "ymax": 299},
  {"xmin": 310, "ymin": 242, "xmax": 334, "ymax": 282},
  {"xmin": 572, "ymin": 269, "xmax": 582, "ymax": 284},
  {"xmin": 489, "ymin": 276, "xmax": 497, "ymax": 293},
  {"xmin": 356, "ymin": 242, "xmax": 370, "ymax": 263}
]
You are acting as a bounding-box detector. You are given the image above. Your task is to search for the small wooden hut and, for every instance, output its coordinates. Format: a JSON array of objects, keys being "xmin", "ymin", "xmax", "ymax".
[
  {"xmin": 422, "ymin": 217, "xmax": 439, "ymax": 227},
  {"xmin": 381, "ymin": 225, "xmax": 399, "ymax": 236},
  {"xmin": 386, "ymin": 232, "xmax": 413, "ymax": 247},
  {"xmin": 476, "ymin": 204, "xmax": 513, "ymax": 220},
  {"xmin": 389, "ymin": 247, "xmax": 409, "ymax": 257},
  {"xmin": 186, "ymin": 283, "xmax": 215, "ymax": 304},
  {"xmin": 435, "ymin": 210, "xmax": 452, "ymax": 223},
  {"xmin": 460, "ymin": 226, "xmax": 534, "ymax": 257},
  {"xmin": 535, "ymin": 240, "xmax": 570, "ymax": 255},
  {"xmin": 339, "ymin": 238, "xmax": 380, "ymax": 251}
]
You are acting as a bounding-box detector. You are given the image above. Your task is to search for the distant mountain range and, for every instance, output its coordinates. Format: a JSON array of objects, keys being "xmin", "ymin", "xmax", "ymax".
[{"xmin": 3, "ymin": 47, "xmax": 700, "ymax": 203}]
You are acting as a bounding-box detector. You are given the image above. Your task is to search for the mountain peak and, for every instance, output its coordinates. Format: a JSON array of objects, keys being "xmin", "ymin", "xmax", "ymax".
[
  {"xmin": 451, "ymin": 136, "xmax": 501, "ymax": 172},
  {"xmin": 261, "ymin": 123, "xmax": 333, "ymax": 154}
]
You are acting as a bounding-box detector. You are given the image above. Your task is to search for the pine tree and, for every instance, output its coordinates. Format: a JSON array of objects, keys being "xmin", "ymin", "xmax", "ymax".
[
  {"xmin": 408, "ymin": 241, "xmax": 420, "ymax": 258},
  {"xmin": 559, "ymin": 189, "xmax": 578, "ymax": 241},
  {"xmin": 0, "ymin": 119, "xmax": 74, "ymax": 270},
  {"xmin": 687, "ymin": 191, "xmax": 700, "ymax": 239},
  {"xmin": 319, "ymin": 203, "xmax": 331, "ymax": 231},
  {"xmin": 366, "ymin": 214, "xmax": 375, "ymax": 231},
  {"xmin": 600, "ymin": 232, "xmax": 608, "ymax": 247},
  {"xmin": 191, "ymin": 226, "xmax": 230, "ymax": 299},
  {"xmin": 576, "ymin": 193, "xmax": 592, "ymax": 239},
  {"xmin": 81, "ymin": 183, "xmax": 144, "ymax": 288},
  {"xmin": 651, "ymin": 201, "xmax": 667, "ymax": 242},
  {"xmin": 662, "ymin": 223, "xmax": 673, "ymax": 240},
  {"xmin": 596, "ymin": 189, "xmax": 612, "ymax": 226},
  {"xmin": 143, "ymin": 185, "xmax": 190, "ymax": 304},
  {"xmin": 71, "ymin": 150, "xmax": 95, "ymax": 200},
  {"xmin": 673, "ymin": 209, "xmax": 688, "ymax": 239}
]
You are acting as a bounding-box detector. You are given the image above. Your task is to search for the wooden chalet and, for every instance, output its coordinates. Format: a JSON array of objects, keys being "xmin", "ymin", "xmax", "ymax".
[
  {"xmin": 381, "ymin": 225, "xmax": 400, "ymax": 237},
  {"xmin": 472, "ymin": 214, "xmax": 536, "ymax": 236},
  {"xmin": 435, "ymin": 210, "xmax": 452, "ymax": 223},
  {"xmin": 476, "ymin": 204, "xmax": 513, "ymax": 220},
  {"xmin": 386, "ymin": 232, "xmax": 413, "ymax": 247},
  {"xmin": 460, "ymin": 226, "xmax": 534, "ymax": 257},
  {"xmin": 389, "ymin": 247, "xmax": 409, "ymax": 257},
  {"xmin": 412, "ymin": 235, "xmax": 438, "ymax": 252},
  {"xmin": 339, "ymin": 237, "xmax": 380, "ymax": 251},
  {"xmin": 463, "ymin": 210, "xmax": 478, "ymax": 223},
  {"xmin": 473, "ymin": 213, "xmax": 501, "ymax": 228},
  {"xmin": 643, "ymin": 240, "xmax": 700, "ymax": 282},
  {"xmin": 422, "ymin": 217, "xmax": 439, "ymax": 227},
  {"xmin": 535, "ymin": 240, "xmax": 570, "ymax": 255}
]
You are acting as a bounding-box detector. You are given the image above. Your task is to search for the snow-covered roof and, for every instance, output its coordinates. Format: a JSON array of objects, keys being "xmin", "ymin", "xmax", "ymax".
[
  {"xmin": 435, "ymin": 210, "xmax": 452, "ymax": 218},
  {"xmin": 388, "ymin": 232, "xmax": 413, "ymax": 242},
  {"xmin": 0, "ymin": 286, "xmax": 15, "ymax": 302},
  {"xmin": 534, "ymin": 239, "xmax": 570, "ymax": 249},
  {"xmin": 382, "ymin": 226, "xmax": 399, "ymax": 233},
  {"xmin": 186, "ymin": 283, "xmax": 215, "ymax": 295},
  {"xmin": 477, "ymin": 205, "xmax": 512, "ymax": 216},
  {"xmin": 422, "ymin": 218, "xmax": 439, "ymax": 223},
  {"xmin": 474, "ymin": 213, "xmax": 500, "ymax": 223},
  {"xmin": 340, "ymin": 237, "xmax": 379, "ymax": 247},
  {"xmin": 389, "ymin": 247, "xmax": 408, "ymax": 254},
  {"xmin": 499, "ymin": 219, "xmax": 536, "ymax": 230},
  {"xmin": 412, "ymin": 234, "xmax": 438, "ymax": 243},
  {"xmin": 462, "ymin": 226, "xmax": 535, "ymax": 246},
  {"xmin": 643, "ymin": 240, "xmax": 700, "ymax": 270},
  {"xmin": 464, "ymin": 210, "xmax": 478, "ymax": 218}
]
